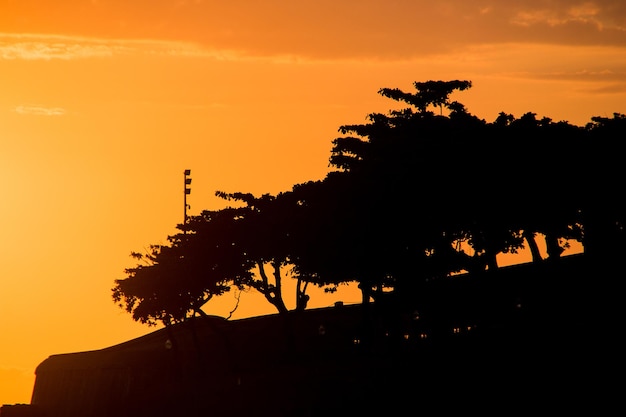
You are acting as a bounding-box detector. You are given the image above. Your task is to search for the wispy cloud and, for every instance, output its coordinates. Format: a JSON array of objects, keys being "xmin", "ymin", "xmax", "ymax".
[
  {"xmin": 580, "ymin": 82, "xmax": 626, "ymax": 94},
  {"xmin": 510, "ymin": 1, "xmax": 626, "ymax": 29},
  {"xmin": 15, "ymin": 105, "xmax": 66, "ymax": 116},
  {"xmin": 538, "ymin": 69, "xmax": 626, "ymax": 82},
  {"xmin": 0, "ymin": 32, "xmax": 341, "ymax": 65},
  {"xmin": 0, "ymin": 33, "xmax": 227, "ymax": 61},
  {"xmin": 512, "ymin": 4, "xmax": 602, "ymax": 28},
  {"xmin": 2, "ymin": 1, "xmax": 626, "ymax": 62},
  {"xmin": 0, "ymin": 33, "xmax": 124, "ymax": 60}
]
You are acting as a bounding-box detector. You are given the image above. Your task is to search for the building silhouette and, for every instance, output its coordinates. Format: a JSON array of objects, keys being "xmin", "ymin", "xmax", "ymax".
[{"xmin": 2, "ymin": 254, "xmax": 618, "ymax": 416}]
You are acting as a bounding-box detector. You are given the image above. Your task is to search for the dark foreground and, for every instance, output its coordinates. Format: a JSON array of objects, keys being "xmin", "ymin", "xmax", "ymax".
[{"xmin": 4, "ymin": 254, "xmax": 622, "ymax": 416}]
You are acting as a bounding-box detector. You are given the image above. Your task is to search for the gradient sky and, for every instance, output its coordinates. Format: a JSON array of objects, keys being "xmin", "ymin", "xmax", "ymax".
[{"xmin": 1, "ymin": 0, "xmax": 624, "ymax": 405}]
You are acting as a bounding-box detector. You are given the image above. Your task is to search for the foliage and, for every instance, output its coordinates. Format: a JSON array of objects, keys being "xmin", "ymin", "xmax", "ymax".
[
  {"xmin": 113, "ymin": 80, "xmax": 626, "ymax": 326},
  {"xmin": 113, "ymin": 206, "xmax": 254, "ymax": 326}
]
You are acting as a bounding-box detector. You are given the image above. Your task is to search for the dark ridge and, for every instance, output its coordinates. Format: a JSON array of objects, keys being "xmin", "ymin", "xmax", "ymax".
[{"xmin": 7, "ymin": 253, "xmax": 618, "ymax": 417}]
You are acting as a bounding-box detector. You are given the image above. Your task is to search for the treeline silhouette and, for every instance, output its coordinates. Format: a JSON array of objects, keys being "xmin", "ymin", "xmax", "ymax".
[{"xmin": 112, "ymin": 79, "xmax": 626, "ymax": 333}]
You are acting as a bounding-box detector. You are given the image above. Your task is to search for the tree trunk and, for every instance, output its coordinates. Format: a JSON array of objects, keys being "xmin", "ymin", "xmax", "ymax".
[
  {"xmin": 523, "ymin": 230, "xmax": 543, "ymax": 262},
  {"xmin": 545, "ymin": 232, "xmax": 564, "ymax": 260},
  {"xmin": 485, "ymin": 251, "xmax": 499, "ymax": 270},
  {"xmin": 358, "ymin": 279, "xmax": 374, "ymax": 348},
  {"xmin": 295, "ymin": 278, "xmax": 309, "ymax": 311},
  {"xmin": 256, "ymin": 261, "xmax": 289, "ymax": 314}
]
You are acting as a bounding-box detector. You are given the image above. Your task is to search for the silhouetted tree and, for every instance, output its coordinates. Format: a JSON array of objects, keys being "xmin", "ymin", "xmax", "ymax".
[
  {"xmin": 112, "ymin": 206, "xmax": 254, "ymax": 326},
  {"xmin": 289, "ymin": 174, "xmax": 398, "ymax": 306},
  {"xmin": 325, "ymin": 80, "xmax": 516, "ymax": 304},
  {"xmin": 213, "ymin": 190, "xmax": 314, "ymax": 314},
  {"xmin": 378, "ymin": 80, "xmax": 472, "ymax": 114},
  {"xmin": 581, "ymin": 113, "xmax": 626, "ymax": 260},
  {"xmin": 114, "ymin": 80, "xmax": 625, "ymax": 340},
  {"xmin": 476, "ymin": 112, "xmax": 586, "ymax": 264}
]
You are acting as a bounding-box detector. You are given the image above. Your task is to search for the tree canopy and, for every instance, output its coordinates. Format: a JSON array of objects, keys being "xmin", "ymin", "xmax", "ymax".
[{"xmin": 112, "ymin": 80, "xmax": 626, "ymax": 327}]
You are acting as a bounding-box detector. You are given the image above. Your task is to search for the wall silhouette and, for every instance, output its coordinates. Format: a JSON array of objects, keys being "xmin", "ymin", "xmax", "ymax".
[{"xmin": 27, "ymin": 253, "xmax": 619, "ymax": 417}]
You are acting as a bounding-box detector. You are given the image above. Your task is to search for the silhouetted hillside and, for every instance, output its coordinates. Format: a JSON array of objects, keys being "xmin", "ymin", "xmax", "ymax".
[{"xmin": 17, "ymin": 253, "xmax": 619, "ymax": 417}]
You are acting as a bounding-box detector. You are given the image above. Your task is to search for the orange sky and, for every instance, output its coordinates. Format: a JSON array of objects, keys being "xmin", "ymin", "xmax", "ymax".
[{"xmin": 1, "ymin": 0, "xmax": 624, "ymax": 405}]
